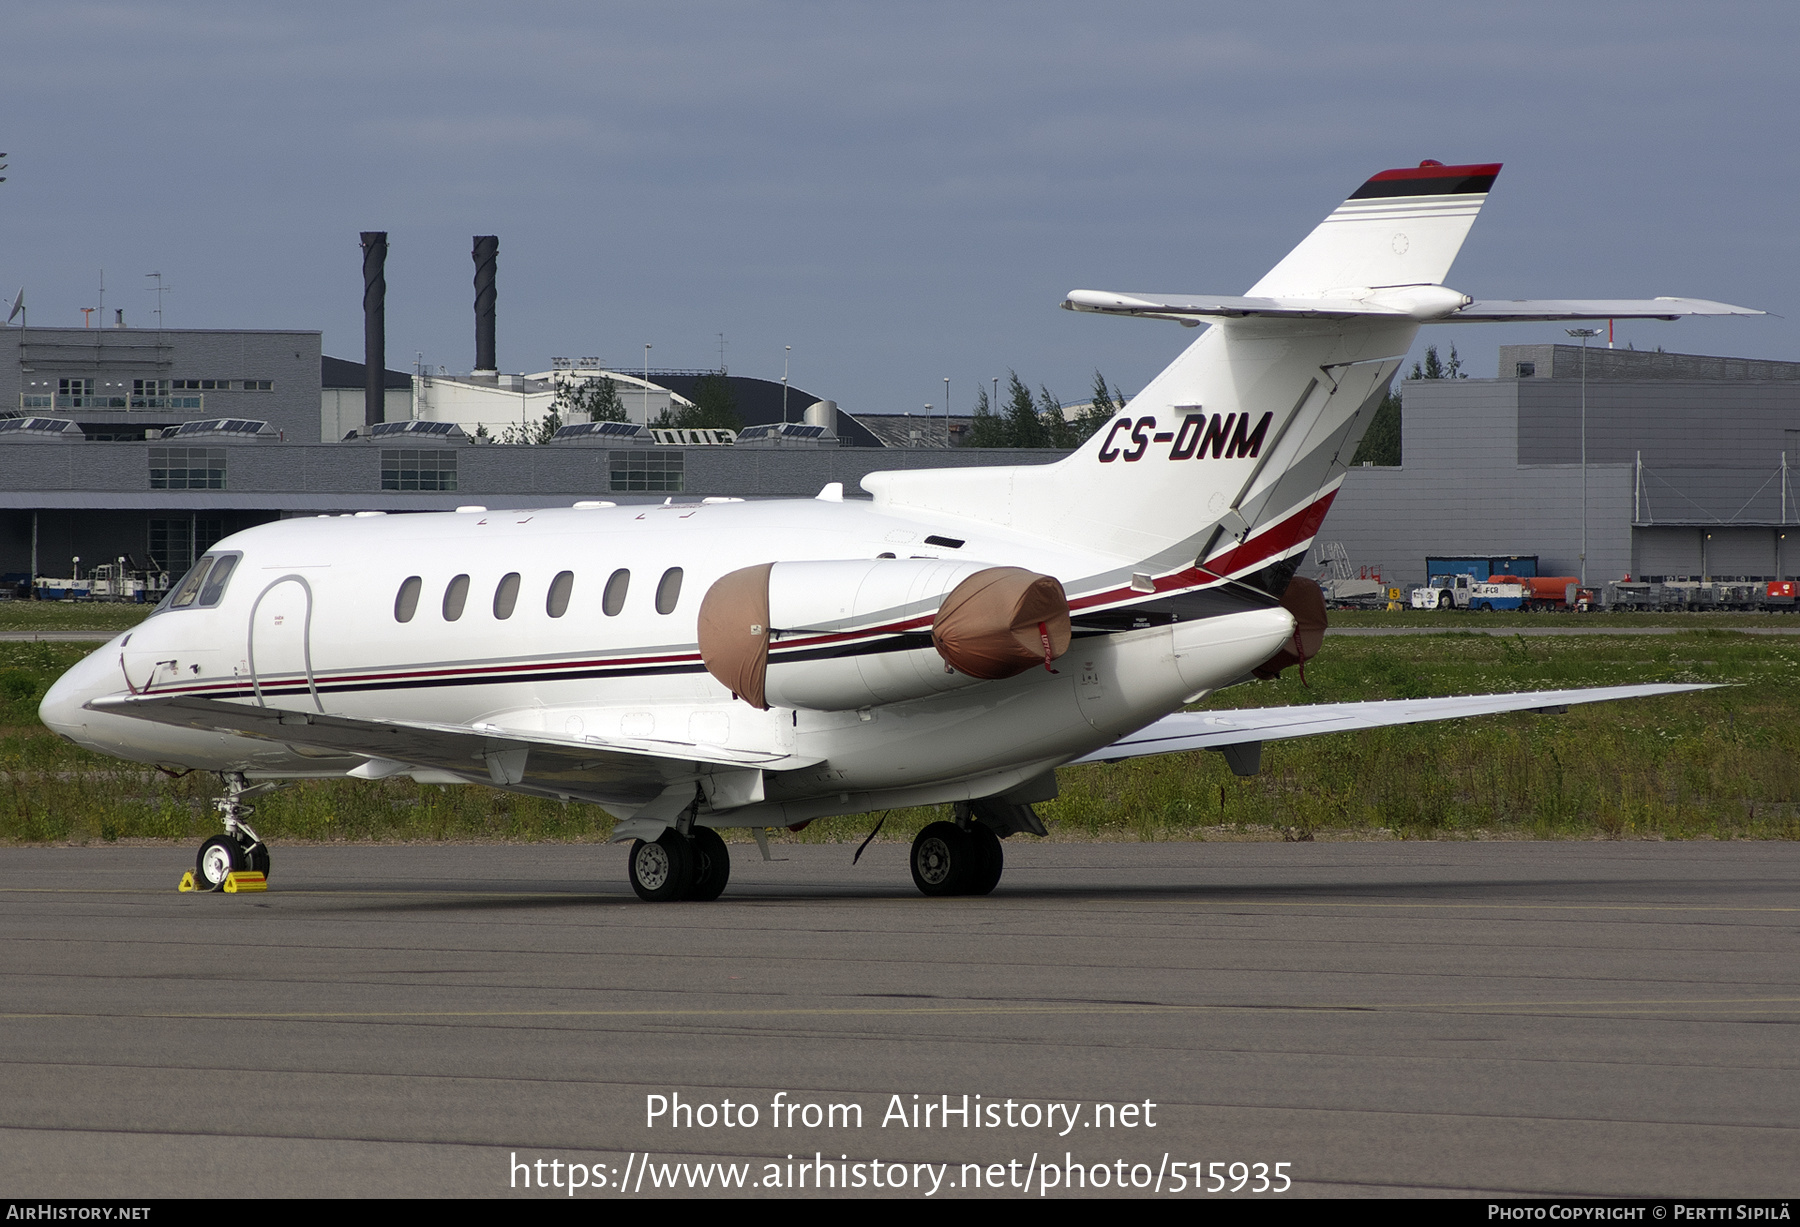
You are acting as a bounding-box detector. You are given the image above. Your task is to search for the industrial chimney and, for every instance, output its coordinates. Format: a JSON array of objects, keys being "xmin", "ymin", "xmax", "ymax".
[
  {"xmin": 360, "ymin": 231, "xmax": 388, "ymax": 428},
  {"xmin": 473, "ymin": 235, "xmax": 497, "ymax": 375}
]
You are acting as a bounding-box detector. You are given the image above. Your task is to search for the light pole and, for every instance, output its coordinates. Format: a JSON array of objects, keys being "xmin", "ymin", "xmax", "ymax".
[
  {"xmin": 943, "ymin": 377, "xmax": 950, "ymax": 446},
  {"xmin": 782, "ymin": 346, "xmax": 791, "ymax": 423},
  {"xmin": 643, "ymin": 344, "xmax": 652, "ymax": 426},
  {"xmin": 922, "ymin": 405, "xmax": 931, "ymax": 449},
  {"xmin": 1567, "ymin": 327, "xmax": 1601, "ymax": 585}
]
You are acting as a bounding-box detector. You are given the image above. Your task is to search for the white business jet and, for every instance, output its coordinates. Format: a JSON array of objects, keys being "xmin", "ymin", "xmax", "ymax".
[{"xmin": 40, "ymin": 161, "xmax": 1753, "ymax": 901}]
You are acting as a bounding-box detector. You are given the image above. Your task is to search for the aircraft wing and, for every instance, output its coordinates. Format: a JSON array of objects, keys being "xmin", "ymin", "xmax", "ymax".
[
  {"xmin": 88, "ymin": 693, "xmax": 820, "ymax": 811},
  {"xmin": 1069, "ymin": 683, "xmax": 1718, "ymax": 773},
  {"xmin": 1442, "ymin": 298, "xmax": 1765, "ymax": 322}
]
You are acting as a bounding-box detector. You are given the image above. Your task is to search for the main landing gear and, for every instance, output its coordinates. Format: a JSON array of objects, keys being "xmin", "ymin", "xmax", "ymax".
[
  {"xmin": 628, "ymin": 825, "xmax": 731, "ymax": 902},
  {"xmin": 910, "ymin": 811, "xmax": 1004, "ymax": 897},
  {"xmin": 194, "ymin": 772, "xmax": 275, "ymax": 891}
]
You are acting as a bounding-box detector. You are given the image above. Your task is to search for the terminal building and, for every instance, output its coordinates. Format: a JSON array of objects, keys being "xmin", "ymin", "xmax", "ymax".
[{"xmin": 1324, "ymin": 344, "xmax": 1800, "ymax": 589}]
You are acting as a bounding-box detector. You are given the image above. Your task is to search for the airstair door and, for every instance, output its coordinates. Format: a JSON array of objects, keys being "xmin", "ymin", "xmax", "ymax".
[{"xmin": 247, "ymin": 575, "xmax": 321, "ymax": 711}]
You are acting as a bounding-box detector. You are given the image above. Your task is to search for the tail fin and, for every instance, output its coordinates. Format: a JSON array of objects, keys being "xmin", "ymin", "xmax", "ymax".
[
  {"xmin": 864, "ymin": 162, "xmax": 1500, "ymax": 590},
  {"xmin": 1249, "ymin": 161, "xmax": 1500, "ymax": 296}
]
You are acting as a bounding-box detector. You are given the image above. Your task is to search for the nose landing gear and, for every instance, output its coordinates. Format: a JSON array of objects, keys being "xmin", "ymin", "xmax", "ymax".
[{"xmin": 193, "ymin": 773, "xmax": 279, "ymax": 891}]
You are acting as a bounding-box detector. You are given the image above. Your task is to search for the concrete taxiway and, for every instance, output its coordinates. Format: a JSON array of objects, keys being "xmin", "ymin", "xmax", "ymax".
[{"xmin": 2, "ymin": 840, "xmax": 1795, "ymax": 1198}]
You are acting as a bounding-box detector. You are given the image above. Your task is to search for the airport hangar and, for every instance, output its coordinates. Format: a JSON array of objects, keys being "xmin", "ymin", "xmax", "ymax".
[
  {"xmin": 3, "ymin": 322, "xmax": 1796, "ymax": 597},
  {"xmin": 0, "ymin": 323, "xmax": 1048, "ymax": 585}
]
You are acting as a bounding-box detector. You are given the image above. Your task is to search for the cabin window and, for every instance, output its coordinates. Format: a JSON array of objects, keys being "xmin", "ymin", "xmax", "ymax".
[
  {"xmin": 655, "ymin": 567, "xmax": 683, "ymax": 615},
  {"xmin": 493, "ymin": 572, "xmax": 521, "ymax": 619},
  {"xmin": 394, "ymin": 576, "xmax": 423, "ymax": 622},
  {"xmin": 546, "ymin": 571, "xmax": 574, "ymax": 618},
  {"xmin": 196, "ymin": 553, "xmax": 240, "ymax": 607},
  {"xmin": 603, "ymin": 568, "xmax": 630, "ymax": 616},
  {"xmin": 442, "ymin": 574, "xmax": 470, "ymax": 621}
]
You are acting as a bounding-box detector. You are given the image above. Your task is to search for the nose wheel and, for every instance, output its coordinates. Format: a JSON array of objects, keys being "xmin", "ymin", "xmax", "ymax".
[
  {"xmin": 192, "ymin": 772, "xmax": 276, "ymax": 892},
  {"xmin": 196, "ymin": 836, "xmax": 244, "ymax": 890}
]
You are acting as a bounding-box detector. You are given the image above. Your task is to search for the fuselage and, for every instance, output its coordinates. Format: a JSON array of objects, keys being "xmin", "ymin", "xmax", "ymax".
[{"xmin": 41, "ymin": 493, "xmax": 1297, "ymax": 826}]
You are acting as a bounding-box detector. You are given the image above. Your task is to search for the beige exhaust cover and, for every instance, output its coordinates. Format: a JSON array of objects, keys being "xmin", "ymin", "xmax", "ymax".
[{"xmin": 931, "ymin": 567, "xmax": 1071, "ymax": 680}]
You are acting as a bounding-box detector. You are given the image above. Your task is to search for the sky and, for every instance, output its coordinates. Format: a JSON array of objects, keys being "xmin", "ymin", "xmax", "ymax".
[{"xmin": 4, "ymin": 1, "xmax": 1797, "ymax": 413}]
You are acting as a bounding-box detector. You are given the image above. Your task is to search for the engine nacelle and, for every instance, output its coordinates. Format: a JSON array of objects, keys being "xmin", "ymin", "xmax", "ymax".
[{"xmin": 698, "ymin": 558, "xmax": 1070, "ymax": 711}]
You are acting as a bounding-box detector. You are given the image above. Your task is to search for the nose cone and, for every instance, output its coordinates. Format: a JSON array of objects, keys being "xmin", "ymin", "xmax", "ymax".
[{"xmin": 39, "ymin": 638, "xmax": 123, "ymax": 744}]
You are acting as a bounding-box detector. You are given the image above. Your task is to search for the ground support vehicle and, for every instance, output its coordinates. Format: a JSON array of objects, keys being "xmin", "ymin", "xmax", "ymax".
[
  {"xmin": 1410, "ymin": 573, "xmax": 1523, "ymax": 611},
  {"xmin": 1609, "ymin": 580, "xmax": 1795, "ymax": 612}
]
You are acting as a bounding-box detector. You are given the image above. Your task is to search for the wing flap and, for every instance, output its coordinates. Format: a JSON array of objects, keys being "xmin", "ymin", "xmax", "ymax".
[{"xmin": 1069, "ymin": 684, "xmax": 1718, "ymax": 763}]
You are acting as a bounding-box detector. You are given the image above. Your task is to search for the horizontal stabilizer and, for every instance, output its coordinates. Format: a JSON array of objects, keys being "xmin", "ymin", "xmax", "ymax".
[
  {"xmin": 1069, "ymin": 683, "xmax": 1718, "ymax": 763},
  {"xmin": 1064, "ymin": 290, "xmax": 1764, "ymax": 324},
  {"xmin": 1441, "ymin": 298, "xmax": 1765, "ymax": 322},
  {"xmin": 1065, "ymin": 289, "xmax": 1414, "ymax": 321}
]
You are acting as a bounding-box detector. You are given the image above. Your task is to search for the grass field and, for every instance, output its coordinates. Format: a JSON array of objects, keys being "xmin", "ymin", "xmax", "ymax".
[
  {"xmin": 4, "ymin": 620, "xmax": 1794, "ymax": 847},
  {"xmin": 1330, "ymin": 607, "xmax": 1800, "ymax": 630},
  {"xmin": 0, "ymin": 601, "xmax": 149, "ymax": 634}
]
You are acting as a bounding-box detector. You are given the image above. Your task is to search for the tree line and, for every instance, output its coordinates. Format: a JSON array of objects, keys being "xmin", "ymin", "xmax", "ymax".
[{"xmin": 962, "ymin": 370, "xmax": 1127, "ymax": 449}]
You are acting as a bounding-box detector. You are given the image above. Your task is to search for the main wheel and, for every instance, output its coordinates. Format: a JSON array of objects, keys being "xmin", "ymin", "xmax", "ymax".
[
  {"xmin": 196, "ymin": 836, "xmax": 244, "ymax": 892},
  {"xmin": 629, "ymin": 829, "xmax": 696, "ymax": 902},
  {"xmin": 966, "ymin": 823, "xmax": 1004, "ymax": 896},
  {"xmin": 687, "ymin": 827, "xmax": 731, "ymax": 902},
  {"xmin": 911, "ymin": 821, "xmax": 974, "ymax": 897}
]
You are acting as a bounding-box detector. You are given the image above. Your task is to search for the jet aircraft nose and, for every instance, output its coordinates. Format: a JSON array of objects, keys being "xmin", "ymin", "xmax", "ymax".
[{"xmin": 39, "ymin": 636, "xmax": 126, "ymax": 745}]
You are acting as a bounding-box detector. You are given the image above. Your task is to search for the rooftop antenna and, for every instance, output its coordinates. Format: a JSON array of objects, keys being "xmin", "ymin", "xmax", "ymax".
[
  {"xmin": 718, "ymin": 332, "xmax": 726, "ymax": 373},
  {"xmin": 97, "ymin": 269, "xmax": 104, "ymax": 326},
  {"xmin": 144, "ymin": 272, "xmax": 169, "ymax": 327}
]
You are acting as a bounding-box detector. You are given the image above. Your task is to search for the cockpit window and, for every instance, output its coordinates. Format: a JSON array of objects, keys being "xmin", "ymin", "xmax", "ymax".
[
  {"xmin": 197, "ymin": 554, "xmax": 240, "ymax": 607},
  {"xmin": 152, "ymin": 551, "xmax": 242, "ymax": 615},
  {"xmin": 167, "ymin": 557, "xmax": 215, "ymax": 609}
]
